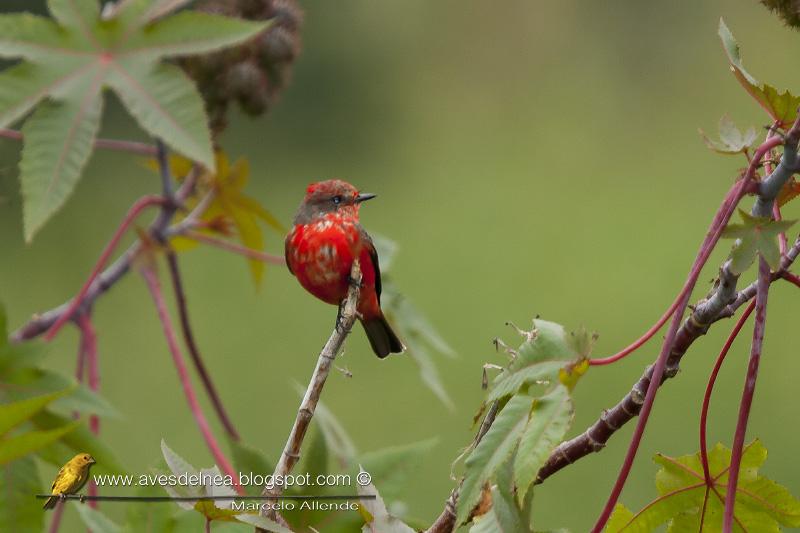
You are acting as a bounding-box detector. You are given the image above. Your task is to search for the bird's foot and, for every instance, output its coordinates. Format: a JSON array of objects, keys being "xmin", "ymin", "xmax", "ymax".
[
  {"xmin": 335, "ymin": 302, "xmax": 347, "ymax": 333},
  {"xmin": 79, "ymin": 494, "xmax": 86, "ymax": 503}
]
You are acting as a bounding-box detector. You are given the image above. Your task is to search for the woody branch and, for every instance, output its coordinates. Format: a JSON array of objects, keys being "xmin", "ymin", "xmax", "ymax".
[
  {"xmin": 427, "ymin": 112, "xmax": 800, "ymax": 532},
  {"xmin": 257, "ymin": 260, "xmax": 362, "ymax": 528}
]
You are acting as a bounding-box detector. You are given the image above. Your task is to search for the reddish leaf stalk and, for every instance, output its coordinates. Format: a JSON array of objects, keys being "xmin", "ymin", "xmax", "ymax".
[
  {"xmin": 165, "ymin": 250, "xmax": 240, "ymax": 441},
  {"xmin": 588, "ymin": 293, "xmax": 682, "ymax": 365},
  {"xmin": 184, "ymin": 230, "xmax": 286, "ymax": 265},
  {"xmin": 591, "ymin": 174, "xmax": 751, "ymax": 532},
  {"xmin": 699, "ymin": 300, "xmax": 755, "ymax": 485},
  {"xmin": 44, "ymin": 195, "xmax": 165, "ymax": 341},
  {"xmin": 140, "ymin": 266, "xmax": 244, "ymax": 496},
  {"xmin": 77, "ymin": 313, "xmax": 100, "ymax": 508},
  {"xmin": 782, "ymin": 271, "xmax": 800, "ymax": 289},
  {"xmin": 0, "ymin": 127, "xmax": 157, "ymax": 156},
  {"xmin": 722, "ymin": 257, "xmax": 771, "ymax": 532}
]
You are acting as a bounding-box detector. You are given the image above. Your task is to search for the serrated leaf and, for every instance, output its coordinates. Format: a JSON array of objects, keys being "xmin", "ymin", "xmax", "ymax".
[
  {"xmin": 719, "ymin": 19, "xmax": 800, "ymax": 126},
  {"xmin": 0, "ymin": 2, "xmax": 269, "ymax": 240},
  {"xmin": 514, "ymin": 385, "xmax": 573, "ymax": 505},
  {"xmin": 457, "ymin": 394, "xmax": 534, "ymax": 525},
  {"xmin": 700, "ymin": 114, "xmax": 757, "ymax": 155},
  {"xmin": 469, "ymin": 484, "xmax": 531, "ymax": 533},
  {"xmin": 0, "ymin": 388, "xmax": 72, "ymax": 435},
  {"xmin": 0, "ymin": 421, "xmax": 79, "ymax": 465},
  {"xmin": 357, "ymin": 467, "xmax": 416, "ymax": 533},
  {"xmin": 721, "ymin": 209, "xmax": 796, "ymax": 274},
  {"xmin": 488, "ymin": 320, "xmax": 583, "ymax": 403},
  {"xmin": 75, "ymin": 504, "xmax": 122, "ymax": 533},
  {"xmin": 0, "ymin": 455, "xmax": 43, "ymax": 532},
  {"xmin": 611, "ymin": 440, "xmax": 800, "ymax": 532}
]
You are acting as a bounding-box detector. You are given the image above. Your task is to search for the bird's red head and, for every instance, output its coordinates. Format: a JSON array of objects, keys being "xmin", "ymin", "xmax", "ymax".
[{"xmin": 294, "ymin": 179, "xmax": 376, "ymax": 224}]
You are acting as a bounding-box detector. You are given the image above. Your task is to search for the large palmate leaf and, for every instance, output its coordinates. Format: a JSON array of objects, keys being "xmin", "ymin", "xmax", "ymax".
[
  {"xmin": 699, "ymin": 114, "xmax": 757, "ymax": 155},
  {"xmin": 608, "ymin": 441, "xmax": 800, "ymax": 532},
  {"xmin": 0, "ymin": 456, "xmax": 43, "ymax": 532},
  {"xmin": 0, "ymin": 0, "xmax": 269, "ymax": 240},
  {"xmin": 719, "ymin": 19, "xmax": 800, "ymax": 127}
]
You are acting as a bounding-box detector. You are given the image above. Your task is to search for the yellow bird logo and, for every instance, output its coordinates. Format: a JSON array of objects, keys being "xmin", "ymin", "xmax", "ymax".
[{"xmin": 43, "ymin": 453, "xmax": 96, "ymax": 510}]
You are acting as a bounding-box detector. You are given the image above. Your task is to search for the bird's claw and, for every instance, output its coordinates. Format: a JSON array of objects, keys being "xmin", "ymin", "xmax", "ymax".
[{"xmin": 79, "ymin": 494, "xmax": 86, "ymax": 503}]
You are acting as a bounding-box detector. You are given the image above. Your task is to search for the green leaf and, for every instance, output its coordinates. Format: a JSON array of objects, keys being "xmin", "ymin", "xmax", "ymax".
[
  {"xmin": 75, "ymin": 504, "xmax": 122, "ymax": 533},
  {"xmin": 0, "ymin": 421, "xmax": 79, "ymax": 465},
  {"xmin": 700, "ymin": 114, "xmax": 757, "ymax": 155},
  {"xmin": 357, "ymin": 467, "xmax": 416, "ymax": 533},
  {"xmin": 302, "ymin": 428, "xmax": 328, "ymax": 480},
  {"xmin": 0, "ymin": 387, "xmax": 72, "ymax": 435},
  {"xmin": 358, "ymin": 438, "xmax": 438, "ymax": 499},
  {"xmin": 488, "ymin": 320, "xmax": 582, "ymax": 403},
  {"xmin": 0, "ymin": 1, "xmax": 269, "ymax": 241},
  {"xmin": 160, "ymin": 439, "xmax": 200, "ymax": 500},
  {"xmin": 457, "ymin": 394, "xmax": 534, "ymax": 525},
  {"xmin": 124, "ymin": 484, "xmax": 177, "ymax": 533},
  {"xmin": 228, "ymin": 438, "xmax": 272, "ymax": 496},
  {"xmin": 513, "ymin": 385, "xmax": 573, "ymax": 505},
  {"xmin": 611, "ymin": 440, "xmax": 800, "ymax": 532},
  {"xmin": 721, "ymin": 209, "xmax": 796, "ymax": 274},
  {"xmin": 719, "ymin": 19, "xmax": 800, "ymax": 126},
  {"xmin": 469, "ymin": 484, "xmax": 531, "ymax": 533},
  {"xmin": 0, "ymin": 455, "xmax": 43, "ymax": 532},
  {"xmin": 21, "ymin": 89, "xmax": 104, "ymax": 241}
]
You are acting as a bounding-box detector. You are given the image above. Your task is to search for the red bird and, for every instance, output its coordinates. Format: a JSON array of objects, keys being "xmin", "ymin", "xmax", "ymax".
[{"xmin": 285, "ymin": 179, "xmax": 405, "ymax": 358}]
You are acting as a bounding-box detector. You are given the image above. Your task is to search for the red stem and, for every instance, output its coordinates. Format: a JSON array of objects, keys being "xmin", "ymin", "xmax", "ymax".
[
  {"xmin": 782, "ymin": 271, "xmax": 800, "ymax": 289},
  {"xmin": 589, "ymin": 294, "xmax": 682, "ymax": 365},
  {"xmin": 185, "ymin": 230, "xmax": 285, "ymax": 265},
  {"xmin": 44, "ymin": 195, "xmax": 165, "ymax": 341},
  {"xmin": 165, "ymin": 251, "xmax": 241, "ymax": 440},
  {"xmin": 47, "ymin": 501, "xmax": 65, "ymax": 533},
  {"xmin": 723, "ymin": 257, "xmax": 771, "ymax": 532},
  {"xmin": 699, "ymin": 300, "xmax": 755, "ymax": 486},
  {"xmin": 0, "ymin": 128, "xmax": 157, "ymax": 156},
  {"xmin": 140, "ymin": 266, "xmax": 244, "ymax": 496},
  {"xmin": 591, "ymin": 173, "xmax": 752, "ymax": 531},
  {"xmin": 77, "ymin": 314, "xmax": 100, "ymax": 508}
]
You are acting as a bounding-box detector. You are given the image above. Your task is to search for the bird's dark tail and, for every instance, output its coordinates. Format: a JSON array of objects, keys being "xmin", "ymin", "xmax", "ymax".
[
  {"xmin": 43, "ymin": 496, "xmax": 58, "ymax": 510},
  {"xmin": 361, "ymin": 314, "xmax": 405, "ymax": 358}
]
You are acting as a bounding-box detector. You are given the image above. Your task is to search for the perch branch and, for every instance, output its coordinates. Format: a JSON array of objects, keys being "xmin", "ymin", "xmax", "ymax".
[{"xmin": 258, "ymin": 260, "xmax": 362, "ymax": 526}]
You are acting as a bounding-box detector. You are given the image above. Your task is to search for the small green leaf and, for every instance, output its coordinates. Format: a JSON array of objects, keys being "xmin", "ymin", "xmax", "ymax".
[
  {"xmin": 309, "ymin": 396, "xmax": 357, "ymax": 467},
  {"xmin": 228, "ymin": 438, "xmax": 272, "ymax": 496},
  {"xmin": 457, "ymin": 394, "xmax": 534, "ymax": 525},
  {"xmin": 358, "ymin": 438, "xmax": 438, "ymax": 498},
  {"xmin": 719, "ymin": 19, "xmax": 800, "ymax": 126},
  {"xmin": 75, "ymin": 504, "xmax": 122, "ymax": 533},
  {"xmin": 0, "ymin": 388, "xmax": 72, "ymax": 435},
  {"xmin": 469, "ymin": 484, "xmax": 531, "ymax": 533},
  {"xmin": 721, "ymin": 209, "xmax": 796, "ymax": 274},
  {"xmin": 488, "ymin": 320, "xmax": 581, "ymax": 403},
  {"xmin": 0, "ymin": 421, "xmax": 79, "ymax": 465},
  {"xmin": 700, "ymin": 114, "xmax": 757, "ymax": 155},
  {"xmin": 302, "ymin": 428, "xmax": 328, "ymax": 480},
  {"xmin": 514, "ymin": 385, "xmax": 573, "ymax": 505}
]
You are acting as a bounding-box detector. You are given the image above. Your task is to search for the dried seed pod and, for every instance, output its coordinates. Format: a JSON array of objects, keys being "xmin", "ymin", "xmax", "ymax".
[{"xmin": 181, "ymin": 0, "xmax": 304, "ymax": 135}]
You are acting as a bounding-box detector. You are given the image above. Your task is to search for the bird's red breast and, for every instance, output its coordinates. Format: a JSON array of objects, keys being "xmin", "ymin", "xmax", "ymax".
[{"xmin": 286, "ymin": 212, "xmax": 381, "ymax": 319}]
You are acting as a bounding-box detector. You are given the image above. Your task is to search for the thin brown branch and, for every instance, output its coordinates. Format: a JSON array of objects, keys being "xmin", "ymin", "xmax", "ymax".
[
  {"xmin": 165, "ymin": 249, "xmax": 241, "ymax": 441},
  {"xmin": 10, "ymin": 169, "xmax": 198, "ymax": 342},
  {"xmin": 257, "ymin": 260, "xmax": 362, "ymax": 528}
]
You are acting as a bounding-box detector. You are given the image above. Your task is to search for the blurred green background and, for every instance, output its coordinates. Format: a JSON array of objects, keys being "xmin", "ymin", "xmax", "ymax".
[{"xmin": 2, "ymin": 0, "xmax": 800, "ymax": 531}]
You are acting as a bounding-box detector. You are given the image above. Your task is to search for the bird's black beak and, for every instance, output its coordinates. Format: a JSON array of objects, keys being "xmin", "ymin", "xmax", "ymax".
[{"xmin": 355, "ymin": 193, "xmax": 377, "ymax": 203}]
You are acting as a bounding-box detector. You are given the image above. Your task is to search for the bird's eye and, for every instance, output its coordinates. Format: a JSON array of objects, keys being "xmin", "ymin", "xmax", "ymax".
[{"xmin": 332, "ymin": 195, "xmax": 342, "ymax": 205}]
